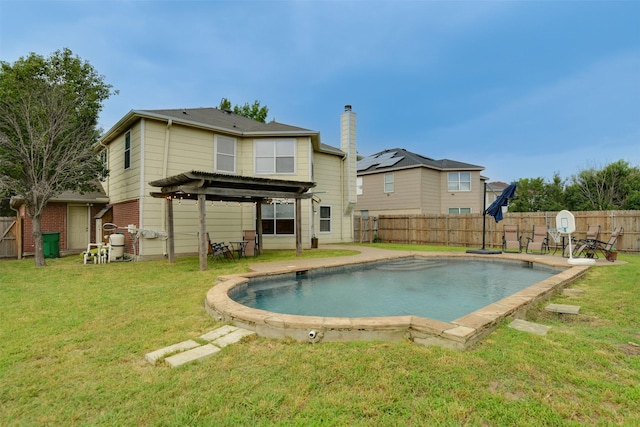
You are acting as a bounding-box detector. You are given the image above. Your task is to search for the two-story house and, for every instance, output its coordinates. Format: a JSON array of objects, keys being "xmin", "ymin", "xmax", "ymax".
[
  {"xmin": 355, "ymin": 148, "xmax": 485, "ymax": 217},
  {"xmin": 98, "ymin": 105, "xmax": 357, "ymax": 260}
]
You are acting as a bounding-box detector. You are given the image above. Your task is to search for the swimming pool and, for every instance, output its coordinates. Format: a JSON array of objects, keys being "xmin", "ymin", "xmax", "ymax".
[
  {"xmin": 205, "ymin": 252, "xmax": 590, "ymax": 349},
  {"xmin": 233, "ymin": 258, "xmax": 557, "ymax": 322}
]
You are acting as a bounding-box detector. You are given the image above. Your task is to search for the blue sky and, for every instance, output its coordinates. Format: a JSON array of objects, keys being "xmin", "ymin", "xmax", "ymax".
[{"xmin": 1, "ymin": 0, "xmax": 638, "ymax": 183}]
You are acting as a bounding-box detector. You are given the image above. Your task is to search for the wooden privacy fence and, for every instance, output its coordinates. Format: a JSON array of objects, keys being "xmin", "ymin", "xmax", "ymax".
[
  {"xmin": 0, "ymin": 216, "xmax": 22, "ymax": 259},
  {"xmin": 354, "ymin": 210, "xmax": 640, "ymax": 254}
]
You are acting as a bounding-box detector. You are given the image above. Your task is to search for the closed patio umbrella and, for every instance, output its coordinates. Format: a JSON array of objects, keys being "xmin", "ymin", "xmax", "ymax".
[
  {"xmin": 485, "ymin": 183, "xmax": 517, "ymax": 223},
  {"xmin": 467, "ymin": 182, "xmax": 517, "ymax": 254}
]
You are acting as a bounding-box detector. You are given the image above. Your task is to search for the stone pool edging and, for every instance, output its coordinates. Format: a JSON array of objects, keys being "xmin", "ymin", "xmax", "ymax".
[{"xmin": 204, "ymin": 251, "xmax": 590, "ymax": 350}]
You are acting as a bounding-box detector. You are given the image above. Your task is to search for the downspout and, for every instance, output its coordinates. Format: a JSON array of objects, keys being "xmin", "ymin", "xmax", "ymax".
[{"xmin": 162, "ymin": 119, "xmax": 172, "ymax": 256}]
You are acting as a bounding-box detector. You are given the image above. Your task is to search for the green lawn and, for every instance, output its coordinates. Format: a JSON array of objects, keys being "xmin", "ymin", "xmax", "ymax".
[{"xmin": 1, "ymin": 246, "xmax": 638, "ymax": 426}]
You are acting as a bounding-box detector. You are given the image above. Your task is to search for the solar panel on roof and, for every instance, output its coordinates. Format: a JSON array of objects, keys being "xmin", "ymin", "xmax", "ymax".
[
  {"xmin": 374, "ymin": 152, "xmax": 396, "ymax": 162},
  {"xmin": 376, "ymin": 156, "xmax": 404, "ymax": 168},
  {"xmin": 357, "ymin": 158, "xmax": 377, "ymax": 171}
]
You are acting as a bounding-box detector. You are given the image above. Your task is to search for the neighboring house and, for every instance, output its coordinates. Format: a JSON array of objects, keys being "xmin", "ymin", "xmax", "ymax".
[
  {"xmin": 17, "ymin": 188, "xmax": 109, "ymax": 255},
  {"xmin": 355, "ymin": 148, "xmax": 485, "ymax": 216},
  {"xmin": 98, "ymin": 105, "xmax": 357, "ymax": 259}
]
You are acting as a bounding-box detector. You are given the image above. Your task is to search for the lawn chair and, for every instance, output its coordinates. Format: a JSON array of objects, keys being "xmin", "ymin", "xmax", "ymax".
[
  {"xmin": 569, "ymin": 225, "xmax": 601, "ymax": 257},
  {"xmin": 502, "ymin": 224, "xmax": 522, "ymax": 253},
  {"xmin": 526, "ymin": 224, "xmax": 548, "ymax": 254},
  {"xmin": 575, "ymin": 227, "xmax": 623, "ymax": 261},
  {"xmin": 207, "ymin": 233, "xmax": 234, "ymax": 262}
]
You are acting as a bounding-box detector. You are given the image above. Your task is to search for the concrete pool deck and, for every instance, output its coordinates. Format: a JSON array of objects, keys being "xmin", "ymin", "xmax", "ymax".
[{"xmin": 205, "ymin": 245, "xmax": 625, "ymax": 350}]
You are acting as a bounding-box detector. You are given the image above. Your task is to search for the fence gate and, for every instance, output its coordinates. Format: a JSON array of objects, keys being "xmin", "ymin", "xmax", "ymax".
[{"xmin": 0, "ymin": 216, "xmax": 21, "ymax": 258}]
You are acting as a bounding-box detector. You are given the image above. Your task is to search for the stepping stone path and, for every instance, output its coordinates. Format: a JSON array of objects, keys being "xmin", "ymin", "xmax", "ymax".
[
  {"xmin": 562, "ymin": 289, "xmax": 585, "ymax": 297},
  {"xmin": 545, "ymin": 303, "xmax": 581, "ymax": 314},
  {"xmin": 145, "ymin": 325, "xmax": 255, "ymax": 368},
  {"xmin": 508, "ymin": 319, "xmax": 552, "ymax": 336}
]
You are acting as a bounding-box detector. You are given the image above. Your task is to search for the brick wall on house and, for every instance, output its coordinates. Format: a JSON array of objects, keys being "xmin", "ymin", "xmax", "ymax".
[
  {"xmin": 21, "ymin": 202, "xmax": 68, "ymax": 253},
  {"xmin": 110, "ymin": 199, "xmax": 140, "ymax": 254},
  {"xmin": 21, "ymin": 203, "xmax": 107, "ymax": 255}
]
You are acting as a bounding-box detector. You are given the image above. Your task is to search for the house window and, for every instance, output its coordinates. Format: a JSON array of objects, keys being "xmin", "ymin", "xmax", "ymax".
[
  {"xmin": 215, "ymin": 135, "xmax": 236, "ymax": 173},
  {"xmin": 261, "ymin": 201, "xmax": 294, "ymax": 235},
  {"xmin": 124, "ymin": 131, "xmax": 131, "ymax": 170},
  {"xmin": 319, "ymin": 206, "xmax": 331, "ymax": 232},
  {"xmin": 255, "ymin": 139, "xmax": 295, "ymax": 174},
  {"xmin": 384, "ymin": 173, "xmax": 394, "ymax": 193},
  {"xmin": 448, "ymin": 172, "xmax": 471, "ymax": 191},
  {"xmin": 356, "ymin": 177, "xmax": 363, "ymax": 196},
  {"xmin": 448, "ymin": 208, "xmax": 472, "ymax": 214}
]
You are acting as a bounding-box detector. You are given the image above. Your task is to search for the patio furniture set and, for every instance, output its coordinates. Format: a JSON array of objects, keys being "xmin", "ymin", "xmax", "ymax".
[{"xmin": 502, "ymin": 224, "xmax": 623, "ymax": 262}]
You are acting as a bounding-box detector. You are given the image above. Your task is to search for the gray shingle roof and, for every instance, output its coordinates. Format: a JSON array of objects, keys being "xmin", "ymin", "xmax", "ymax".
[
  {"xmin": 357, "ymin": 148, "xmax": 484, "ymax": 173},
  {"xmin": 143, "ymin": 108, "xmax": 312, "ymax": 133}
]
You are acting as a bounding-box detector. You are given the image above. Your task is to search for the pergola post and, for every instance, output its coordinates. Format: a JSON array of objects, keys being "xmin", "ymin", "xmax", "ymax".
[
  {"xmin": 198, "ymin": 193, "xmax": 207, "ymax": 271},
  {"xmin": 166, "ymin": 197, "xmax": 175, "ymax": 263},
  {"xmin": 256, "ymin": 202, "xmax": 263, "ymax": 255}
]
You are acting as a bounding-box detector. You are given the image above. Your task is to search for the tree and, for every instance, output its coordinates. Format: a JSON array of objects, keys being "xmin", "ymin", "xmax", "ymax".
[
  {"xmin": 567, "ymin": 160, "xmax": 640, "ymax": 210},
  {"xmin": 219, "ymin": 98, "xmax": 269, "ymax": 123},
  {"xmin": 0, "ymin": 48, "xmax": 116, "ymax": 266}
]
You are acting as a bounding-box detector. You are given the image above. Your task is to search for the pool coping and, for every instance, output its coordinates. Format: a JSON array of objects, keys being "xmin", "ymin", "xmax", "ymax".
[{"xmin": 204, "ymin": 249, "xmax": 592, "ymax": 350}]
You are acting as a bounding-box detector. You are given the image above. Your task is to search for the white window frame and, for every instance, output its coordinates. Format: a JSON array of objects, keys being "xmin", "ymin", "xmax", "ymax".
[
  {"xmin": 448, "ymin": 172, "xmax": 471, "ymax": 192},
  {"xmin": 356, "ymin": 177, "xmax": 363, "ymax": 196},
  {"xmin": 448, "ymin": 207, "xmax": 472, "ymax": 214},
  {"xmin": 384, "ymin": 173, "xmax": 394, "ymax": 193},
  {"xmin": 255, "ymin": 138, "xmax": 296, "ymax": 174},
  {"xmin": 214, "ymin": 135, "xmax": 236, "ymax": 174},
  {"xmin": 124, "ymin": 131, "xmax": 131, "ymax": 170},
  {"xmin": 319, "ymin": 205, "xmax": 331, "ymax": 233}
]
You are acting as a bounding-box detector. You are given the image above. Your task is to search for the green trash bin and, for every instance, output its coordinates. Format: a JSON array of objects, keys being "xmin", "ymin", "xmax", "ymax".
[{"xmin": 42, "ymin": 232, "xmax": 60, "ymax": 258}]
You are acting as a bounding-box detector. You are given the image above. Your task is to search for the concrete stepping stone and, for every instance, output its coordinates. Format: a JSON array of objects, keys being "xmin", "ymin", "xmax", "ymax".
[
  {"xmin": 164, "ymin": 344, "xmax": 221, "ymax": 368},
  {"xmin": 508, "ymin": 319, "xmax": 551, "ymax": 336},
  {"xmin": 199, "ymin": 325, "xmax": 239, "ymax": 341},
  {"xmin": 545, "ymin": 303, "xmax": 581, "ymax": 314},
  {"xmin": 212, "ymin": 328, "xmax": 255, "ymax": 348},
  {"xmin": 145, "ymin": 339, "xmax": 201, "ymax": 365}
]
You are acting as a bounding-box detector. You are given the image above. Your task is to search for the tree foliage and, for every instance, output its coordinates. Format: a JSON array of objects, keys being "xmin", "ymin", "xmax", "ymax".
[
  {"xmin": 219, "ymin": 98, "xmax": 269, "ymax": 123},
  {"xmin": 567, "ymin": 160, "xmax": 640, "ymax": 210},
  {"xmin": 0, "ymin": 48, "xmax": 116, "ymax": 266},
  {"xmin": 509, "ymin": 161, "xmax": 640, "ymax": 212}
]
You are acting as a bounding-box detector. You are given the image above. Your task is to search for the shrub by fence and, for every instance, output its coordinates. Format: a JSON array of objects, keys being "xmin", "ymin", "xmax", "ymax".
[{"xmin": 354, "ymin": 210, "xmax": 639, "ymax": 253}]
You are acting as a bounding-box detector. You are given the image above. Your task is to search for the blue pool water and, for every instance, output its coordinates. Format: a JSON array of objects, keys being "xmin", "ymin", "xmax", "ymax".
[{"xmin": 232, "ymin": 258, "xmax": 557, "ymax": 322}]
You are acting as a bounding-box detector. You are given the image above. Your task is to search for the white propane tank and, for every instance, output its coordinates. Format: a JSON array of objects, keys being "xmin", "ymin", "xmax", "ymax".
[{"xmin": 109, "ymin": 233, "xmax": 125, "ymax": 260}]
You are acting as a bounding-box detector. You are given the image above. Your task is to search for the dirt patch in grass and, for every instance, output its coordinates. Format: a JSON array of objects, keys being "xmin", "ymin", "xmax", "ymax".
[{"xmin": 618, "ymin": 342, "xmax": 640, "ymax": 356}]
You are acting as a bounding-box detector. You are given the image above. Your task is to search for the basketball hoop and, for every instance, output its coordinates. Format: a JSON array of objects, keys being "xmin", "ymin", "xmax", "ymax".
[{"xmin": 548, "ymin": 228, "xmax": 562, "ymax": 244}]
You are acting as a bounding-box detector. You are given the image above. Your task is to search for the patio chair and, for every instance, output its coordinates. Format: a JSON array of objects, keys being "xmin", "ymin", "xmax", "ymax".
[
  {"xmin": 502, "ymin": 224, "xmax": 522, "ymax": 253},
  {"xmin": 526, "ymin": 224, "xmax": 549, "ymax": 254},
  {"xmin": 568, "ymin": 224, "xmax": 601, "ymax": 257},
  {"xmin": 574, "ymin": 227, "xmax": 623, "ymax": 261},
  {"xmin": 207, "ymin": 233, "xmax": 234, "ymax": 262}
]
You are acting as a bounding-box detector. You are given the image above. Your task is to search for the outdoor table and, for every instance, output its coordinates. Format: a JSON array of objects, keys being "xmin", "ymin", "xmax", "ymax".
[{"xmin": 229, "ymin": 241, "xmax": 249, "ymax": 259}]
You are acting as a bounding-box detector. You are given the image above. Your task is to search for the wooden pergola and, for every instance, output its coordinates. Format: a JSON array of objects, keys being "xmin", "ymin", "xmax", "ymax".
[{"xmin": 149, "ymin": 171, "xmax": 315, "ymax": 270}]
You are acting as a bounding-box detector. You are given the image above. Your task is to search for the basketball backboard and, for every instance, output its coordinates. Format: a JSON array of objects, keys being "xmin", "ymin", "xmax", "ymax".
[{"xmin": 556, "ymin": 210, "xmax": 576, "ymax": 234}]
